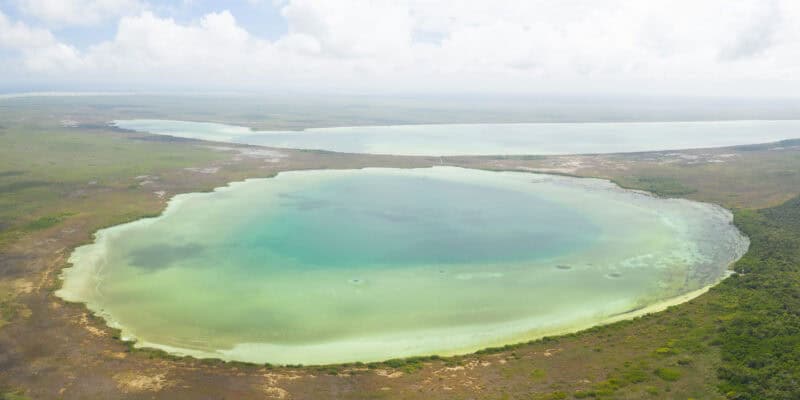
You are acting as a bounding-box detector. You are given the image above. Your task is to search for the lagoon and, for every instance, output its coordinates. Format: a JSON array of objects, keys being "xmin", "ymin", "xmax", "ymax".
[
  {"xmin": 57, "ymin": 167, "xmax": 748, "ymax": 364},
  {"xmin": 113, "ymin": 119, "xmax": 800, "ymax": 156}
]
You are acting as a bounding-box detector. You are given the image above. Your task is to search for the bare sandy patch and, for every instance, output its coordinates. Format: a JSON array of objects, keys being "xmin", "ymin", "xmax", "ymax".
[
  {"xmin": 13, "ymin": 279, "xmax": 34, "ymax": 294},
  {"xmin": 375, "ymin": 369, "xmax": 404, "ymax": 378},
  {"xmin": 543, "ymin": 348, "xmax": 563, "ymax": 357},
  {"xmin": 113, "ymin": 371, "xmax": 171, "ymax": 393},
  {"xmin": 79, "ymin": 313, "xmax": 107, "ymax": 337},
  {"xmin": 263, "ymin": 385, "xmax": 289, "ymax": 399},
  {"xmin": 184, "ymin": 167, "xmax": 220, "ymax": 174}
]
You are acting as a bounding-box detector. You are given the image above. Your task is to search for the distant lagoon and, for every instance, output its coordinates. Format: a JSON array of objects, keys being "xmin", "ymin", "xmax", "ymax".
[{"xmin": 113, "ymin": 119, "xmax": 800, "ymax": 156}]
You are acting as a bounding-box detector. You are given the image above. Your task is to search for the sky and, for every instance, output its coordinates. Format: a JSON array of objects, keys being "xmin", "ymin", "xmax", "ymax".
[{"xmin": 0, "ymin": 0, "xmax": 799, "ymax": 96}]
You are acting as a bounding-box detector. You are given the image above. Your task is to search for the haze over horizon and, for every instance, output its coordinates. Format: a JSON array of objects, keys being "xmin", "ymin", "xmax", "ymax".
[{"xmin": 2, "ymin": 0, "xmax": 800, "ymax": 97}]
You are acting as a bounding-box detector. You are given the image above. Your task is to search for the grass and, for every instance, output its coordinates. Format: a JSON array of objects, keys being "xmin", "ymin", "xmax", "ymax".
[
  {"xmin": 601, "ymin": 150, "xmax": 800, "ymax": 208},
  {"xmin": 23, "ymin": 212, "xmax": 75, "ymax": 231},
  {"xmin": 655, "ymin": 367, "xmax": 682, "ymax": 382},
  {"xmin": 0, "ymin": 392, "xmax": 31, "ymax": 400},
  {"xmin": 0, "ymin": 120, "xmax": 224, "ymax": 248}
]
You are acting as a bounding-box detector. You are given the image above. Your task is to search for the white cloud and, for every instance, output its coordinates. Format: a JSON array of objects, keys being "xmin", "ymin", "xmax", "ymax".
[
  {"xmin": 0, "ymin": 10, "xmax": 83, "ymax": 71},
  {"xmin": 3, "ymin": 0, "xmax": 800, "ymax": 95},
  {"xmin": 81, "ymin": 11, "xmax": 276, "ymax": 84},
  {"xmin": 279, "ymin": 0, "xmax": 412, "ymax": 58},
  {"xmin": 718, "ymin": 1, "xmax": 781, "ymax": 61},
  {"xmin": 0, "ymin": 9, "xmax": 55, "ymax": 48},
  {"xmin": 15, "ymin": 0, "xmax": 144, "ymax": 26}
]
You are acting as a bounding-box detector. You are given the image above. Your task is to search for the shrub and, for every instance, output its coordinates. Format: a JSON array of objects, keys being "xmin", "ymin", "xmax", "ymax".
[{"xmin": 654, "ymin": 367, "xmax": 681, "ymax": 382}]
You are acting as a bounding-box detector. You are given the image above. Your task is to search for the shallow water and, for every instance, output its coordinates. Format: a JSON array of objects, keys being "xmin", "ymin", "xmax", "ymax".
[
  {"xmin": 113, "ymin": 119, "xmax": 800, "ymax": 156},
  {"xmin": 58, "ymin": 167, "xmax": 747, "ymax": 364}
]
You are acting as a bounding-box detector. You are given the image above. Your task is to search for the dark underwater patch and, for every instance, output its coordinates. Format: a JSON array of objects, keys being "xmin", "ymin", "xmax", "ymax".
[{"xmin": 127, "ymin": 243, "xmax": 204, "ymax": 270}]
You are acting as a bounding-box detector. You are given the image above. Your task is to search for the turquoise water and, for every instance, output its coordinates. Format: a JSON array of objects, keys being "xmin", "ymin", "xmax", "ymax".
[
  {"xmin": 58, "ymin": 167, "xmax": 748, "ymax": 364},
  {"xmin": 113, "ymin": 119, "xmax": 800, "ymax": 156}
]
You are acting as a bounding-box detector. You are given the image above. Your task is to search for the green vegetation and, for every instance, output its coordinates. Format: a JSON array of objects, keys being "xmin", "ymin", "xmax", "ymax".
[
  {"xmin": 615, "ymin": 175, "xmax": 697, "ymax": 197},
  {"xmin": 712, "ymin": 198, "xmax": 800, "ymax": 399},
  {"xmin": 654, "ymin": 367, "xmax": 682, "ymax": 382},
  {"xmin": 0, "ymin": 391, "xmax": 31, "ymax": 400},
  {"xmin": 371, "ymin": 355, "xmax": 443, "ymax": 373},
  {"xmin": 23, "ymin": 212, "xmax": 75, "ymax": 231},
  {"xmin": 0, "ymin": 118, "xmax": 224, "ymax": 248}
]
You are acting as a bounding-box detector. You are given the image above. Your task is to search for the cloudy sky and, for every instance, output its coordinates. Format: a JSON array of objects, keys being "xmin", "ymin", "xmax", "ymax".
[{"xmin": 0, "ymin": 0, "xmax": 798, "ymax": 96}]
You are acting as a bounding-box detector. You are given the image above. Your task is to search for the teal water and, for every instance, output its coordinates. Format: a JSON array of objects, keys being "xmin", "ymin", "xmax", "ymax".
[
  {"xmin": 58, "ymin": 167, "xmax": 748, "ymax": 364},
  {"xmin": 113, "ymin": 119, "xmax": 800, "ymax": 156}
]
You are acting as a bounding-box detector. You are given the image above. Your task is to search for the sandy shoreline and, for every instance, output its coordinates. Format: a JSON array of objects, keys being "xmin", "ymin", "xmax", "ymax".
[{"xmin": 126, "ymin": 279, "xmax": 733, "ymax": 365}]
